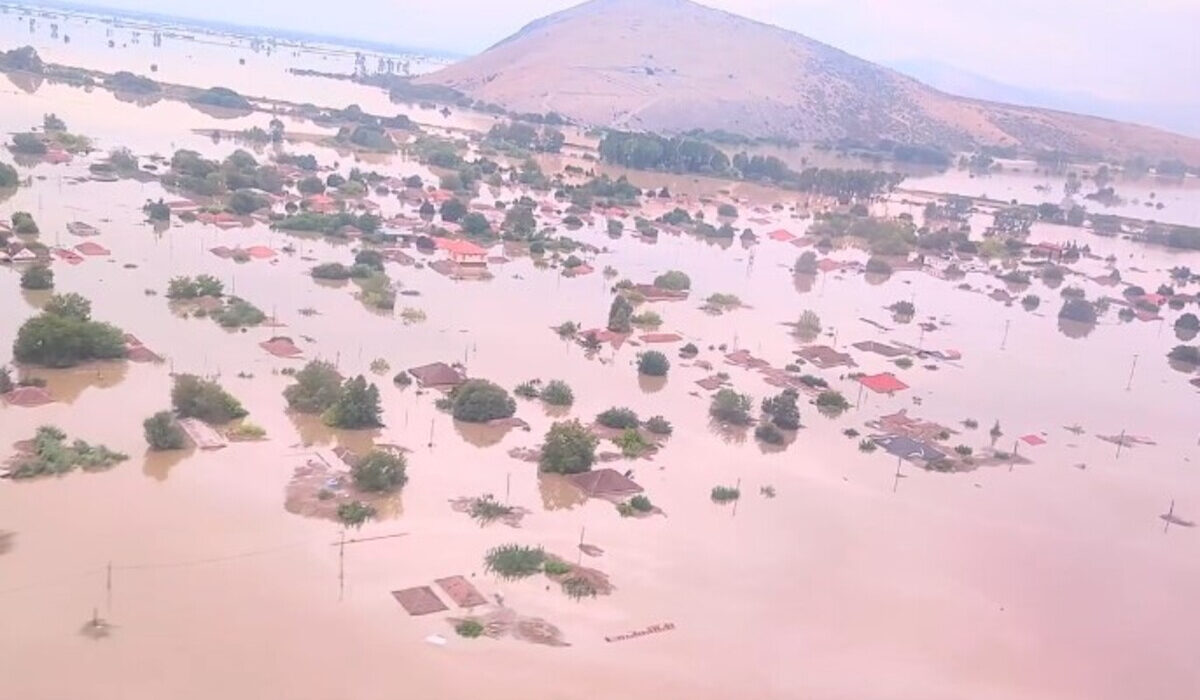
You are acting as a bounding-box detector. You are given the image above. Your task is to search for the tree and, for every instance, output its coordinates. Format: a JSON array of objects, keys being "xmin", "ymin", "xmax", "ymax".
[
  {"xmin": 794, "ymin": 251, "xmax": 818, "ymax": 274},
  {"xmin": 540, "ymin": 380, "xmax": 574, "ymax": 406},
  {"xmin": 11, "ymin": 133, "xmax": 46, "ymax": 155},
  {"xmin": 762, "ymin": 389, "xmax": 800, "ymax": 430},
  {"xmin": 322, "ymin": 375, "xmax": 383, "ymax": 429},
  {"xmin": 1176, "ymin": 313, "xmax": 1200, "ymax": 332},
  {"xmin": 607, "ymin": 219, "xmax": 623, "ymax": 236},
  {"xmin": 461, "ymin": 212, "xmax": 492, "ymax": 237},
  {"xmin": 607, "ymin": 295, "xmax": 633, "ymax": 333},
  {"xmin": 44, "ymin": 293, "xmax": 91, "ymax": 321},
  {"xmin": 283, "ymin": 360, "xmax": 343, "ymax": 413},
  {"xmin": 440, "ymin": 198, "xmax": 467, "ymax": 223},
  {"xmin": 228, "ymin": 189, "xmax": 267, "ymax": 214},
  {"xmin": 637, "ymin": 350, "xmax": 670, "ymax": 377},
  {"xmin": 12, "ymin": 211, "xmax": 38, "ymax": 234},
  {"xmin": 354, "ymin": 249, "xmax": 384, "ymax": 270},
  {"xmin": 418, "ymin": 201, "xmax": 436, "ymax": 217},
  {"xmin": 13, "ymin": 312, "xmax": 125, "ymax": 367},
  {"xmin": 596, "ymin": 407, "xmax": 639, "ymax": 429},
  {"xmin": 0, "ymin": 161, "xmax": 18, "ymax": 188},
  {"xmin": 143, "ymin": 411, "xmax": 186, "ymax": 450},
  {"xmin": 653, "ymin": 270, "xmax": 691, "ymax": 291},
  {"xmin": 710, "ymin": 388, "xmax": 752, "ymax": 425},
  {"xmin": 20, "ymin": 264, "xmax": 53, "ymax": 290},
  {"xmin": 717, "ymin": 203, "xmax": 738, "ymax": 218},
  {"xmin": 1168, "ymin": 345, "xmax": 1200, "ymax": 365},
  {"xmin": 352, "ymin": 450, "xmax": 407, "ymax": 492},
  {"xmin": 297, "ymin": 176, "xmax": 325, "ymax": 195},
  {"xmin": 451, "ymin": 379, "xmax": 516, "ymax": 423},
  {"xmin": 171, "ymin": 374, "xmax": 248, "ymax": 424},
  {"xmin": 403, "ymin": 174, "xmax": 423, "ymax": 188},
  {"xmin": 503, "ymin": 204, "xmax": 536, "ymax": 237},
  {"xmin": 143, "ymin": 199, "xmax": 170, "ymax": 221},
  {"xmin": 796, "ymin": 309, "xmax": 821, "ymax": 339},
  {"xmin": 539, "ymin": 420, "xmax": 598, "ymax": 474},
  {"xmin": 1059, "ymin": 299, "xmax": 1097, "ymax": 324}
]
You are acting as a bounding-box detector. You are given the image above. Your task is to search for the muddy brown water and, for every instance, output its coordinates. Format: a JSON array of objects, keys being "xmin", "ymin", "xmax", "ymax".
[{"xmin": 1, "ymin": 11, "xmax": 1200, "ymax": 700}]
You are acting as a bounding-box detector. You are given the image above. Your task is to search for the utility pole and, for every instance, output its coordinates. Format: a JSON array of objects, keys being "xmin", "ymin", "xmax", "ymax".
[
  {"xmin": 338, "ymin": 530, "xmax": 346, "ymax": 602},
  {"xmin": 1125, "ymin": 354, "xmax": 1139, "ymax": 391},
  {"xmin": 1000, "ymin": 319, "xmax": 1011, "ymax": 350}
]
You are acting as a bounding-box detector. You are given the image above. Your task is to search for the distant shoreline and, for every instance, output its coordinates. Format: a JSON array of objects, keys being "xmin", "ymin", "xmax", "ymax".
[{"xmin": 0, "ymin": 0, "xmax": 464, "ymax": 60}]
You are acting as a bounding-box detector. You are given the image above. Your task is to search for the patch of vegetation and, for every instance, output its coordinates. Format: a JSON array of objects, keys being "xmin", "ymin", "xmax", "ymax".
[
  {"xmin": 468, "ymin": 494, "xmax": 514, "ymax": 525},
  {"xmin": 543, "ymin": 559, "xmax": 572, "ymax": 576},
  {"xmin": 190, "ymin": 86, "xmax": 251, "ymax": 110},
  {"xmin": 607, "ymin": 295, "xmax": 634, "ymax": 333},
  {"xmin": 1168, "ymin": 345, "xmax": 1200, "ymax": 365},
  {"xmin": 761, "ymin": 388, "xmax": 801, "ymax": 430},
  {"xmin": 644, "ymin": 415, "xmax": 673, "ymax": 436},
  {"xmin": 540, "ymin": 380, "xmax": 574, "ymax": 406},
  {"xmin": 710, "ymin": 485, "xmax": 741, "ymax": 503},
  {"xmin": 104, "ymin": 70, "xmax": 160, "ymax": 94},
  {"xmin": 0, "ymin": 161, "xmax": 19, "ymax": 188},
  {"xmin": 630, "ymin": 310, "xmax": 662, "ymax": 327},
  {"xmin": 865, "ymin": 257, "xmax": 893, "ymax": 275},
  {"xmin": 167, "ymin": 275, "xmax": 224, "ymax": 299},
  {"xmin": 637, "ymin": 351, "xmax": 670, "ymax": 377},
  {"xmin": 484, "ymin": 544, "xmax": 546, "ymax": 580},
  {"xmin": 13, "ymin": 299, "xmax": 125, "ymax": 368},
  {"xmin": 212, "ymin": 298, "xmax": 266, "ymax": 328},
  {"xmin": 796, "ymin": 310, "xmax": 822, "ymax": 338},
  {"xmin": 613, "ymin": 429, "xmax": 652, "ymax": 457},
  {"xmin": 514, "ymin": 380, "xmax": 541, "ymax": 399},
  {"xmin": 455, "ymin": 619, "xmax": 485, "ymax": 638},
  {"xmin": 794, "ymin": 251, "xmax": 819, "ymax": 274},
  {"xmin": 227, "ymin": 422, "xmax": 266, "ymax": 440},
  {"xmin": 12, "ymin": 211, "xmax": 39, "ymax": 235},
  {"xmin": 815, "ymin": 390, "xmax": 851, "ymax": 415},
  {"xmin": 322, "ymin": 376, "xmax": 383, "ymax": 429},
  {"xmin": 337, "ymin": 501, "xmax": 376, "ymax": 528},
  {"xmin": 597, "ymin": 407, "xmax": 640, "ymax": 429},
  {"xmin": 283, "ymin": 360, "xmax": 343, "ymax": 413},
  {"xmin": 451, "ymin": 380, "xmax": 516, "ymax": 423},
  {"xmin": 143, "ymin": 411, "xmax": 186, "ymax": 450},
  {"xmin": 858, "ymin": 439, "xmax": 877, "ymax": 453},
  {"xmin": 554, "ymin": 321, "xmax": 579, "ymax": 339},
  {"xmin": 889, "ymin": 300, "xmax": 915, "ymax": 317},
  {"xmin": 1021, "ymin": 294, "xmax": 1041, "ymax": 311},
  {"xmin": 653, "ymin": 270, "xmax": 691, "ymax": 291},
  {"xmin": 1059, "ymin": 298, "xmax": 1098, "ymax": 324},
  {"xmin": 20, "ymin": 264, "xmax": 53, "ymax": 290},
  {"xmin": 352, "ymin": 450, "xmax": 407, "ymax": 492},
  {"xmin": 679, "ymin": 343, "xmax": 699, "ymax": 358},
  {"xmin": 7, "ymin": 425, "xmax": 128, "ymax": 479},
  {"xmin": 705, "ymin": 293, "xmax": 741, "ymax": 309},
  {"xmin": 539, "ymin": 420, "xmax": 599, "ymax": 474},
  {"xmin": 171, "ymin": 374, "xmax": 247, "ymax": 424},
  {"xmin": 710, "ymin": 388, "xmax": 752, "ymax": 425}
]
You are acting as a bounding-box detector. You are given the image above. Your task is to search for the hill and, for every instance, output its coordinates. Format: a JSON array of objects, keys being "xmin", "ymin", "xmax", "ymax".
[{"xmin": 416, "ymin": 0, "xmax": 1200, "ymax": 163}]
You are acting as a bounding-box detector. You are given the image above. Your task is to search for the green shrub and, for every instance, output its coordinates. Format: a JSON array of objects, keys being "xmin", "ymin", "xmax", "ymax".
[
  {"xmin": 13, "ymin": 312, "xmax": 125, "ymax": 368},
  {"xmin": 484, "ymin": 544, "xmax": 545, "ymax": 580},
  {"xmin": 761, "ymin": 389, "xmax": 800, "ymax": 430},
  {"xmin": 451, "ymin": 379, "xmax": 516, "ymax": 423},
  {"xmin": 468, "ymin": 494, "xmax": 514, "ymax": 524},
  {"xmin": 711, "ymin": 486, "xmax": 741, "ymax": 503},
  {"xmin": 337, "ymin": 501, "xmax": 376, "ymax": 528},
  {"xmin": 514, "ymin": 380, "xmax": 540, "ymax": 399},
  {"xmin": 352, "ymin": 450, "xmax": 407, "ymax": 492},
  {"xmin": 1168, "ymin": 345, "xmax": 1200, "ymax": 365},
  {"xmin": 143, "ymin": 411, "xmax": 186, "ymax": 450},
  {"xmin": 614, "ymin": 429, "xmax": 651, "ymax": 457},
  {"xmin": 607, "ymin": 295, "xmax": 634, "ymax": 333},
  {"xmin": 455, "ymin": 619, "xmax": 485, "ymax": 638},
  {"xmin": 630, "ymin": 310, "xmax": 662, "ymax": 327},
  {"xmin": 543, "ymin": 559, "xmax": 572, "ymax": 576},
  {"xmin": 709, "ymin": 388, "xmax": 752, "ymax": 425},
  {"xmin": 284, "ymin": 360, "xmax": 343, "ymax": 413},
  {"xmin": 8, "ymin": 426, "xmax": 127, "ymax": 479},
  {"xmin": 644, "ymin": 415, "xmax": 673, "ymax": 436},
  {"xmin": 629, "ymin": 494, "xmax": 653, "ymax": 512},
  {"xmin": 637, "ymin": 351, "xmax": 670, "ymax": 377},
  {"xmin": 20, "ymin": 264, "xmax": 52, "ymax": 290},
  {"xmin": 171, "ymin": 374, "xmax": 247, "ymax": 424},
  {"xmin": 540, "ymin": 380, "xmax": 574, "ymax": 406},
  {"xmin": 815, "ymin": 391, "xmax": 850, "ymax": 413},
  {"xmin": 858, "ymin": 439, "xmax": 877, "ymax": 452},
  {"xmin": 597, "ymin": 407, "xmax": 639, "ymax": 429},
  {"xmin": 653, "ymin": 270, "xmax": 691, "ymax": 291},
  {"xmin": 322, "ymin": 375, "xmax": 383, "ymax": 429},
  {"xmin": 213, "ymin": 298, "xmax": 266, "ymax": 328},
  {"xmin": 539, "ymin": 420, "xmax": 598, "ymax": 474}
]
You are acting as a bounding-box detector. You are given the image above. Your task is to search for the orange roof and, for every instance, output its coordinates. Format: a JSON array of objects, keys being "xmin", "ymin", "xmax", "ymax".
[
  {"xmin": 768, "ymin": 229, "xmax": 796, "ymax": 241},
  {"xmin": 434, "ymin": 238, "xmax": 487, "ymax": 256}
]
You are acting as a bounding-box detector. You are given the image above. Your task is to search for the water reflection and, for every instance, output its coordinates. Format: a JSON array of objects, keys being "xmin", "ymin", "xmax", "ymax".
[
  {"xmin": 541, "ymin": 403, "xmax": 571, "ymax": 420},
  {"xmin": 1057, "ymin": 318, "xmax": 1096, "ymax": 340},
  {"xmin": 452, "ymin": 420, "xmax": 510, "ymax": 448},
  {"xmin": 707, "ymin": 418, "xmax": 749, "ymax": 445},
  {"xmin": 24, "ymin": 361, "xmax": 130, "ymax": 404},
  {"xmin": 537, "ymin": 473, "xmax": 586, "ymax": 511},
  {"xmin": 6, "ymin": 71, "xmax": 43, "ymax": 93},
  {"xmin": 792, "ymin": 272, "xmax": 816, "ymax": 295},
  {"xmin": 20, "ymin": 288, "xmax": 51, "ymax": 310},
  {"xmin": 637, "ymin": 374, "xmax": 667, "ymax": 394},
  {"xmin": 864, "ymin": 272, "xmax": 891, "ymax": 286},
  {"xmin": 186, "ymin": 103, "xmax": 254, "ymax": 120},
  {"xmin": 1174, "ymin": 327, "xmax": 1198, "ymax": 343},
  {"xmin": 141, "ymin": 446, "xmax": 193, "ymax": 481},
  {"xmin": 288, "ymin": 411, "xmax": 378, "ymax": 452}
]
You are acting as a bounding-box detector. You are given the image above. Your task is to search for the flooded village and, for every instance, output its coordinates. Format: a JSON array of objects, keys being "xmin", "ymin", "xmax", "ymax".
[{"xmin": 1, "ymin": 5, "xmax": 1199, "ymax": 700}]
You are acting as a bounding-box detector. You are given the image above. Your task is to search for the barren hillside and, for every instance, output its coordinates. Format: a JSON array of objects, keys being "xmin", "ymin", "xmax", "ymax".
[{"xmin": 416, "ymin": 0, "xmax": 1200, "ymax": 162}]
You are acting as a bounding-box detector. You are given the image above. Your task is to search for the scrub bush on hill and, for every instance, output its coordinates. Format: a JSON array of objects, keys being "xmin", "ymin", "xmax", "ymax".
[
  {"xmin": 171, "ymin": 375, "xmax": 247, "ymax": 424},
  {"xmin": 451, "ymin": 380, "xmax": 516, "ymax": 423}
]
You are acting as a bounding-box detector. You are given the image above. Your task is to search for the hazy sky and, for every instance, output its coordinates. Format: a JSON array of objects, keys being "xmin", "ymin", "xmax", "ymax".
[{"xmin": 74, "ymin": 0, "xmax": 1200, "ymax": 105}]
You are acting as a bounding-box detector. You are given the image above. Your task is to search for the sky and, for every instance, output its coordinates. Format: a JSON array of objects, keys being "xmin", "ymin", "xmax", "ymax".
[{"xmin": 54, "ymin": 0, "xmax": 1200, "ymax": 106}]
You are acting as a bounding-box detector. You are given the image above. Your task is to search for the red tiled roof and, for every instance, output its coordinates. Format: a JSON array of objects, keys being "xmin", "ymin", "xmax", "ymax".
[
  {"xmin": 768, "ymin": 229, "xmax": 795, "ymax": 242},
  {"xmin": 434, "ymin": 238, "xmax": 487, "ymax": 256},
  {"xmin": 859, "ymin": 372, "xmax": 909, "ymax": 394}
]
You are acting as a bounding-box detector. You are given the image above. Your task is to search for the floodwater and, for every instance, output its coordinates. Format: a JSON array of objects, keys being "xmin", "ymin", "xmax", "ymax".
[{"xmin": 2, "ymin": 12, "xmax": 1200, "ymax": 700}]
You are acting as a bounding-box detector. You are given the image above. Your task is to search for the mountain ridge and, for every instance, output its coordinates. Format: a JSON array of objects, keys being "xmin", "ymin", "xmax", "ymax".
[{"xmin": 416, "ymin": 0, "xmax": 1200, "ymax": 163}]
